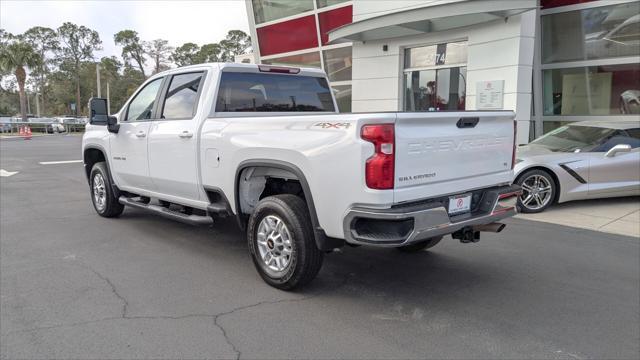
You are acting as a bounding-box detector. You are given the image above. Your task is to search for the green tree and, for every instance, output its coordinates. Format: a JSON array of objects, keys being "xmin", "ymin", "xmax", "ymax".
[
  {"xmin": 23, "ymin": 26, "xmax": 59, "ymax": 115},
  {"xmin": 170, "ymin": 42, "xmax": 200, "ymax": 67},
  {"xmin": 145, "ymin": 39, "xmax": 173, "ymax": 74},
  {"xmin": 57, "ymin": 22, "xmax": 101, "ymax": 116},
  {"xmin": 114, "ymin": 30, "xmax": 147, "ymax": 77},
  {"xmin": 170, "ymin": 42, "xmax": 226, "ymax": 67},
  {"xmin": 219, "ymin": 30, "xmax": 251, "ymax": 62},
  {"xmin": 99, "ymin": 56, "xmax": 121, "ymax": 84},
  {"xmin": 98, "ymin": 56, "xmax": 124, "ymax": 112},
  {"xmin": 195, "ymin": 43, "xmax": 221, "ymax": 63},
  {"xmin": 0, "ymin": 41, "xmax": 41, "ymax": 121},
  {"xmin": 44, "ymin": 66, "xmax": 76, "ymax": 115},
  {"xmin": 112, "ymin": 67, "xmax": 145, "ymax": 112},
  {"xmin": 0, "ymin": 29, "xmax": 12, "ymax": 45},
  {"xmin": 0, "ymin": 29, "xmax": 14, "ymax": 91},
  {"xmin": 0, "ymin": 30, "xmax": 19, "ymax": 114}
]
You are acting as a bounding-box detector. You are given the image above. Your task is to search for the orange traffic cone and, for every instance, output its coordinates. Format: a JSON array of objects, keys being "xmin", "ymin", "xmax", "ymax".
[
  {"xmin": 19, "ymin": 126, "xmax": 24, "ymax": 138},
  {"xmin": 25, "ymin": 126, "xmax": 32, "ymax": 140}
]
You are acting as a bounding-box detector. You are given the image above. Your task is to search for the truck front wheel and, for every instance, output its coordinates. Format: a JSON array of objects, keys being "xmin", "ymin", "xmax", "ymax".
[
  {"xmin": 89, "ymin": 162, "xmax": 124, "ymax": 218},
  {"xmin": 247, "ymin": 194, "xmax": 324, "ymax": 290}
]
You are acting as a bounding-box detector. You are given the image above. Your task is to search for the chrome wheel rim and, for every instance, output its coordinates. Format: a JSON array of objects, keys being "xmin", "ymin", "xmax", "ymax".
[
  {"xmin": 256, "ymin": 215, "xmax": 293, "ymax": 274},
  {"xmin": 520, "ymin": 174, "xmax": 552, "ymax": 210},
  {"xmin": 92, "ymin": 173, "xmax": 107, "ymax": 212}
]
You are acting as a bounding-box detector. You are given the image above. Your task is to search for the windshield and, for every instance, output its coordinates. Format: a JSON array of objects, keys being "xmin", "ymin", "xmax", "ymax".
[
  {"xmin": 530, "ymin": 125, "xmax": 617, "ymax": 152},
  {"xmin": 215, "ymin": 72, "xmax": 335, "ymax": 112}
]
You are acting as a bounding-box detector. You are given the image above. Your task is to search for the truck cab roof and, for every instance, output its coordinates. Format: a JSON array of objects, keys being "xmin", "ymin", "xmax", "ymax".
[{"xmin": 152, "ymin": 62, "xmax": 327, "ymax": 80}]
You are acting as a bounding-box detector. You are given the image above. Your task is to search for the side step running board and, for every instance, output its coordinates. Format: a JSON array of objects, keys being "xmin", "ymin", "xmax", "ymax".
[
  {"xmin": 119, "ymin": 196, "xmax": 213, "ymax": 225},
  {"xmin": 207, "ymin": 203, "xmax": 230, "ymax": 217}
]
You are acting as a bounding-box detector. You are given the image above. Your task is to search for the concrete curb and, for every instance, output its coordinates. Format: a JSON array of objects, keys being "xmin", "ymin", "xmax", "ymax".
[{"xmin": 517, "ymin": 197, "xmax": 640, "ymax": 238}]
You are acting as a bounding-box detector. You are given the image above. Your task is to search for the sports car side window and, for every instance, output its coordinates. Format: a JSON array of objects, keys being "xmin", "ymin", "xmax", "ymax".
[
  {"xmin": 626, "ymin": 128, "xmax": 640, "ymax": 141},
  {"xmin": 597, "ymin": 130, "xmax": 640, "ymax": 151}
]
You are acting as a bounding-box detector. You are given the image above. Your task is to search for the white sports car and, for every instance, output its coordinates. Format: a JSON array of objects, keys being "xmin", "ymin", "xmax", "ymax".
[{"xmin": 514, "ymin": 120, "xmax": 640, "ymax": 213}]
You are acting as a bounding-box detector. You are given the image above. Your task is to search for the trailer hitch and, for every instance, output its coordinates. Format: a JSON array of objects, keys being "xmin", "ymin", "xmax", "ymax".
[{"xmin": 452, "ymin": 226, "xmax": 480, "ymax": 243}]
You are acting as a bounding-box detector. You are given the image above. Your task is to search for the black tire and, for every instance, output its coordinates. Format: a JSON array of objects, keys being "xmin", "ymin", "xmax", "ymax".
[
  {"xmin": 515, "ymin": 169, "xmax": 556, "ymax": 213},
  {"xmin": 396, "ymin": 236, "xmax": 442, "ymax": 253},
  {"xmin": 89, "ymin": 162, "xmax": 124, "ymax": 218},
  {"xmin": 247, "ymin": 194, "xmax": 323, "ymax": 290}
]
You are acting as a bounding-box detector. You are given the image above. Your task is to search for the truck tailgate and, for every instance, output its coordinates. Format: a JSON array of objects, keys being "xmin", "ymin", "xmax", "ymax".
[{"xmin": 394, "ymin": 111, "xmax": 515, "ymax": 203}]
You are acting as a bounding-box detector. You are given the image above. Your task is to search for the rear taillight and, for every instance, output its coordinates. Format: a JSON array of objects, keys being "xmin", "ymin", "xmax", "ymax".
[
  {"xmin": 258, "ymin": 65, "xmax": 300, "ymax": 74},
  {"xmin": 361, "ymin": 124, "xmax": 395, "ymax": 190},
  {"xmin": 511, "ymin": 120, "xmax": 517, "ymax": 170}
]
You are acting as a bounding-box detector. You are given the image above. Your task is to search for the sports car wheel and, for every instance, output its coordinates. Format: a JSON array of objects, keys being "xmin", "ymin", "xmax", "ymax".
[{"xmin": 516, "ymin": 169, "xmax": 556, "ymax": 213}]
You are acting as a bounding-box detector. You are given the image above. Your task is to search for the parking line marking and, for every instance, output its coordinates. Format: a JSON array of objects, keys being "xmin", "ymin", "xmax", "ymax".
[
  {"xmin": 39, "ymin": 160, "xmax": 83, "ymax": 165},
  {"xmin": 1, "ymin": 169, "xmax": 19, "ymax": 177}
]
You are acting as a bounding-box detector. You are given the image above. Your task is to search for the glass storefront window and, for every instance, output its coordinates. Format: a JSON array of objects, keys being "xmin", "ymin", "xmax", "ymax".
[
  {"xmin": 542, "ymin": 2, "xmax": 640, "ymax": 63},
  {"xmin": 252, "ymin": 0, "xmax": 314, "ymax": 24},
  {"xmin": 317, "ymin": 0, "xmax": 349, "ymax": 8},
  {"xmin": 405, "ymin": 42, "xmax": 467, "ymax": 69},
  {"xmin": 256, "ymin": 15, "xmax": 319, "ymax": 56},
  {"xmin": 317, "ymin": 5, "xmax": 352, "ymax": 45},
  {"xmin": 322, "ymin": 46, "xmax": 352, "ymax": 82},
  {"xmin": 262, "ymin": 51, "xmax": 321, "ymax": 68},
  {"xmin": 332, "ymin": 85, "xmax": 351, "ymax": 112},
  {"xmin": 542, "ymin": 63, "xmax": 640, "ymax": 116},
  {"xmin": 404, "ymin": 67, "xmax": 467, "ymax": 111}
]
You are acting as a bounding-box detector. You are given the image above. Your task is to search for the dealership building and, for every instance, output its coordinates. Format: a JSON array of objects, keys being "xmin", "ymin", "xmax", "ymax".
[{"xmin": 243, "ymin": 0, "xmax": 640, "ymax": 143}]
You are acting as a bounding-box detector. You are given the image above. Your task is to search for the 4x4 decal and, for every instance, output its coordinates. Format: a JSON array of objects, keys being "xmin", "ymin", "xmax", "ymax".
[{"xmin": 313, "ymin": 122, "xmax": 351, "ymax": 129}]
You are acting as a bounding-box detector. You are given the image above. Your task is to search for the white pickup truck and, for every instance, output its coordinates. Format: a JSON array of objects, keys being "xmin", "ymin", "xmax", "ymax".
[{"xmin": 83, "ymin": 63, "xmax": 520, "ymax": 289}]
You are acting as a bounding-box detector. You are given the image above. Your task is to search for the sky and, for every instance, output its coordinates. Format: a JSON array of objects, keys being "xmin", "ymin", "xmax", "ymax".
[{"xmin": 0, "ymin": 0, "xmax": 250, "ymax": 61}]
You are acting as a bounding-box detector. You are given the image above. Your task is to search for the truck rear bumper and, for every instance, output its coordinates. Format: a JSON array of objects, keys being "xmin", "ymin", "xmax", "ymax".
[{"xmin": 343, "ymin": 185, "xmax": 521, "ymax": 247}]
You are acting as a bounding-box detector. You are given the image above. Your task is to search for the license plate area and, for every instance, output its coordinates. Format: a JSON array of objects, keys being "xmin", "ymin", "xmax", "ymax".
[{"xmin": 448, "ymin": 193, "xmax": 472, "ymax": 215}]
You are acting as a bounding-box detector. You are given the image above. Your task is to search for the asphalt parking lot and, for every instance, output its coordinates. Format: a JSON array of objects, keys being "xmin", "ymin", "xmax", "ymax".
[{"xmin": 1, "ymin": 135, "xmax": 639, "ymax": 359}]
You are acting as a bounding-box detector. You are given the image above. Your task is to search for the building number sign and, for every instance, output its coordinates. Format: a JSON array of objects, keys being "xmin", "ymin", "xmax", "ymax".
[{"xmin": 435, "ymin": 43, "xmax": 447, "ymax": 65}]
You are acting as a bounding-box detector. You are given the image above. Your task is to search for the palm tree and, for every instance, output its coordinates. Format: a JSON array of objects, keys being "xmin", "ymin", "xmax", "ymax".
[{"xmin": 0, "ymin": 41, "xmax": 41, "ymax": 122}]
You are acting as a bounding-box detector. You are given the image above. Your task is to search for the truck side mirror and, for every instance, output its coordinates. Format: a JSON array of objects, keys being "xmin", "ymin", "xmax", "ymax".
[
  {"xmin": 89, "ymin": 98, "xmax": 109, "ymax": 125},
  {"xmin": 604, "ymin": 144, "xmax": 631, "ymax": 157},
  {"xmin": 107, "ymin": 114, "xmax": 119, "ymax": 134}
]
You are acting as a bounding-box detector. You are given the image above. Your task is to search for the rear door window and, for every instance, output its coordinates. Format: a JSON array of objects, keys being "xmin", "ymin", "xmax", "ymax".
[
  {"xmin": 161, "ymin": 72, "xmax": 204, "ymax": 119},
  {"xmin": 215, "ymin": 72, "xmax": 335, "ymax": 112}
]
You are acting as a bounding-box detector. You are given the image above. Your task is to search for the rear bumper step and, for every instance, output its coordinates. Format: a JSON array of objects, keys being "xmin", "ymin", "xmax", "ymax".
[
  {"xmin": 119, "ymin": 197, "xmax": 213, "ymax": 226},
  {"xmin": 343, "ymin": 185, "xmax": 521, "ymax": 247}
]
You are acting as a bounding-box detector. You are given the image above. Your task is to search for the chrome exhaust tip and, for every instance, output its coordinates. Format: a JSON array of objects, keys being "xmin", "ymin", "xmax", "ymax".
[{"xmin": 474, "ymin": 222, "xmax": 506, "ymax": 233}]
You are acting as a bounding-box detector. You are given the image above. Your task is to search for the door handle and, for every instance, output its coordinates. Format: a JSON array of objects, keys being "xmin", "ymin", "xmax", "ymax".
[
  {"xmin": 179, "ymin": 131, "xmax": 193, "ymax": 139},
  {"xmin": 135, "ymin": 131, "xmax": 146, "ymax": 138}
]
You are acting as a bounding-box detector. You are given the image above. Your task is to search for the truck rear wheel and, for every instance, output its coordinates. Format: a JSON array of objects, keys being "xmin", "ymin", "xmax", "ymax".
[
  {"xmin": 247, "ymin": 194, "xmax": 323, "ymax": 290},
  {"xmin": 395, "ymin": 236, "xmax": 442, "ymax": 253},
  {"xmin": 89, "ymin": 162, "xmax": 124, "ymax": 218}
]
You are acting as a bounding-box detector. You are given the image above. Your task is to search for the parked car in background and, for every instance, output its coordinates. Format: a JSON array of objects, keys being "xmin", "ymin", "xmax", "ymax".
[
  {"xmin": 0, "ymin": 123, "xmax": 11, "ymax": 133},
  {"xmin": 54, "ymin": 116, "xmax": 77, "ymax": 124},
  {"xmin": 46, "ymin": 123, "xmax": 66, "ymax": 134},
  {"xmin": 514, "ymin": 120, "xmax": 640, "ymax": 213},
  {"xmin": 586, "ymin": 14, "xmax": 640, "ymax": 60},
  {"xmin": 620, "ymin": 90, "xmax": 640, "ymax": 115}
]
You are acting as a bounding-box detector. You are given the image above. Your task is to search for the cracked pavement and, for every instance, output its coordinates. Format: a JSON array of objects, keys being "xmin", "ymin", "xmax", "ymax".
[{"xmin": 1, "ymin": 136, "xmax": 639, "ymax": 359}]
